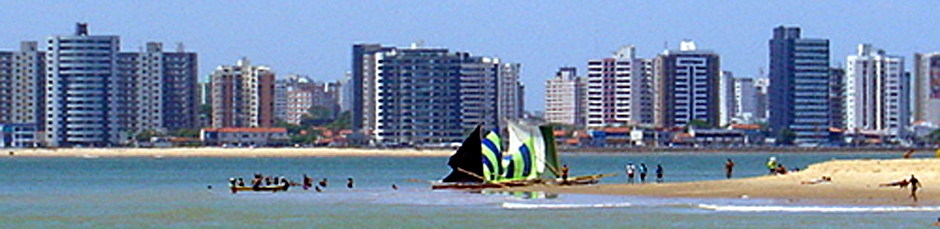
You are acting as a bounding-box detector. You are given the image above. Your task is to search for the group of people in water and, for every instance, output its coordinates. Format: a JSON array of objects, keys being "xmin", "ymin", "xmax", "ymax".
[
  {"xmin": 624, "ymin": 163, "xmax": 664, "ymax": 183},
  {"xmin": 228, "ymin": 173, "xmax": 359, "ymax": 193}
]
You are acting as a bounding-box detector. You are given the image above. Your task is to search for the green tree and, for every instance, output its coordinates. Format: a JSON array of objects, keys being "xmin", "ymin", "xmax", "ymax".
[{"xmin": 776, "ymin": 128, "xmax": 797, "ymax": 145}]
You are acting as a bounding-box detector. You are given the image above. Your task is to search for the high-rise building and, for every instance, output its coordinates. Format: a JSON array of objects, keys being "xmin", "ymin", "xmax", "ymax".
[
  {"xmin": 545, "ymin": 67, "xmax": 586, "ymax": 126},
  {"xmin": 365, "ymin": 44, "xmax": 522, "ymax": 145},
  {"xmin": 351, "ymin": 44, "xmax": 394, "ymax": 134},
  {"xmin": 845, "ymin": 44, "xmax": 908, "ymax": 137},
  {"xmin": 119, "ymin": 42, "xmax": 199, "ymax": 134},
  {"xmin": 828, "ymin": 68, "xmax": 845, "ymax": 130},
  {"xmin": 45, "ymin": 23, "xmax": 126, "ymax": 147},
  {"xmin": 0, "ymin": 51, "xmax": 13, "ymax": 123},
  {"xmin": 274, "ymin": 78, "xmax": 290, "ymax": 122},
  {"xmin": 754, "ymin": 77, "xmax": 770, "ymax": 120},
  {"xmin": 210, "ymin": 58, "xmax": 275, "ymax": 128},
  {"xmin": 585, "ymin": 45, "xmax": 652, "ymax": 127},
  {"xmin": 653, "ymin": 40, "xmax": 721, "ymax": 128},
  {"xmin": 283, "ymin": 75, "xmax": 339, "ymax": 125},
  {"xmin": 732, "ymin": 77, "xmax": 758, "ymax": 124},
  {"xmin": 719, "ymin": 71, "xmax": 735, "ymax": 126},
  {"xmin": 914, "ymin": 53, "xmax": 940, "ymax": 125},
  {"xmin": 768, "ymin": 26, "xmax": 831, "ymax": 144},
  {"xmin": 9, "ymin": 41, "xmax": 46, "ymax": 136},
  {"xmin": 338, "ymin": 71, "xmax": 353, "ymax": 113},
  {"xmin": 497, "ymin": 62, "xmax": 524, "ymax": 126}
]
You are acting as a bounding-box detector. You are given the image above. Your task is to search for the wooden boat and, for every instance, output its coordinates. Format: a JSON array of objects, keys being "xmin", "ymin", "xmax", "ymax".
[{"xmin": 229, "ymin": 184, "xmax": 289, "ymax": 193}]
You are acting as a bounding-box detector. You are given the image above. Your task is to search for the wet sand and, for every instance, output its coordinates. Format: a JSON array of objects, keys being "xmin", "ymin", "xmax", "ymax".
[{"xmin": 509, "ymin": 158, "xmax": 940, "ymax": 206}]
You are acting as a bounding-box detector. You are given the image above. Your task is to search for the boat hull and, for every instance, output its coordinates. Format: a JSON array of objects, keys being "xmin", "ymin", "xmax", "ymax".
[{"xmin": 229, "ymin": 184, "xmax": 289, "ymax": 193}]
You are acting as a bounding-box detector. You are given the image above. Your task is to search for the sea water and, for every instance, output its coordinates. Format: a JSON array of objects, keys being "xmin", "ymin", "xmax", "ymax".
[{"xmin": 0, "ymin": 151, "xmax": 936, "ymax": 228}]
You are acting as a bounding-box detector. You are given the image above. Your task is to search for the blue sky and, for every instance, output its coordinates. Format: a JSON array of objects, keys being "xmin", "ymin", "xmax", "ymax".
[{"xmin": 2, "ymin": 1, "xmax": 938, "ymax": 111}]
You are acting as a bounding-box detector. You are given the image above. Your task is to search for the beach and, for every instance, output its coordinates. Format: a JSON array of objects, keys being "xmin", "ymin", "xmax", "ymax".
[
  {"xmin": 3, "ymin": 147, "xmax": 453, "ymax": 158},
  {"xmin": 511, "ymin": 158, "xmax": 940, "ymax": 206}
]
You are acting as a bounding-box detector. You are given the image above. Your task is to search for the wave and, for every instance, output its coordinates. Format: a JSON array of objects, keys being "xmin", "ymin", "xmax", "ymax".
[
  {"xmin": 502, "ymin": 202, "xmax": 632, "ymax": 209},
  {"xmin": 698, "ymin": 204, "xmax": 940, "ymax": 213}
]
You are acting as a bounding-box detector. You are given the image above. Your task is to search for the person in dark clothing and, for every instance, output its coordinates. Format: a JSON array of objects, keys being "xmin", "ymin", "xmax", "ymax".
[
  {"xmin": 347, "ymin": 178, "xmax": 354, "ymax": 189},
  {"xmin": 303, "ymin": 174, "xmax": 312, "ymax": 190},
  {"xmin": 655, "ymin": 164, "xmax": 664, "ymax": 183},
  {"xmin": 639, "ymin": 163, "xmax": 648, "ymax": 183},
  {"xmin": 725, "ymin": 158, "xmax": 734, "ymax": 179},
  {"xmin": 910, "ymin": 175, "xmax": 922, "ymax": 202}
]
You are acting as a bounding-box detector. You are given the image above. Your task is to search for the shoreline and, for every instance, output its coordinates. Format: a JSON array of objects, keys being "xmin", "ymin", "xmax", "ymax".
[
  {"xmin": 2, "ymin": 146, "xmax": 931, "ymax": 158},
  {"xmin": 507, "ymin": 158, "xmax": 940, "ymax": 206},
  {"xmin": 3, "ymin": 147, "xmax": 454, "ymax": 158}
]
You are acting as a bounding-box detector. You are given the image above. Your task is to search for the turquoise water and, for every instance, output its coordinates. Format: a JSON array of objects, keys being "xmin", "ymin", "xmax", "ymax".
[{"xmin": 1, "ymin": 151, "xmax": 937, "ymax": 228}]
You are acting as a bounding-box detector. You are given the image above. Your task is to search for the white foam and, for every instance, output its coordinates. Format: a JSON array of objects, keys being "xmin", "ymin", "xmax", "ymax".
[
  {"xmin": 502, "ymin": 202, "xmax": 632, "ymax": 209},
  {"xmin": 698, "ymin": 204, "xmax": 940, "ymax": 213}
]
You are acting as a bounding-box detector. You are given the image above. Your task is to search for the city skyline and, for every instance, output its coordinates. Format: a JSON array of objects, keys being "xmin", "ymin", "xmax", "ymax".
[{"xmin": 1, "ymin": 1, "xmax": 939, "ymax": 112}]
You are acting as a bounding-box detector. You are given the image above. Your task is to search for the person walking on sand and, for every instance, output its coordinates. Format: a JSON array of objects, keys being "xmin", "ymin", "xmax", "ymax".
[
  {"xmin": 910, "ymin": 174, "xmax": 922, "ymax": 202},
  {"xmin": 766, "ymin": 157, "xmax": 777, "ymax": 174},
  {"xmin": 639, "ymin": 163, "xmax": 648, "ymax": 183},
  {"xmin": 626, "ymin": 163, "xmax": 635, "ymax": 184},
  {"xmin": 655, "ymin": 164, "xmax": 664, "ymax": 183},
  {"xmin": 725, "ymin": 158, "xmax": 734, "ymax": 179}
]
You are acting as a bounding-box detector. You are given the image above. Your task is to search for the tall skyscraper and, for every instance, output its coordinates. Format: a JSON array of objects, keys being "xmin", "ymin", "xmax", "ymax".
[
  {"xmin": 210, "ymin": 58, "xmax": 275, "ymax": 128},
  {"xmin": 45, "ymin": 23, "xmax": 125, "ymax": 147},
  {"xmin": 845, "ymin": 44, "xmax": 908, "ymax": 137},
  {"xmin": 914, "ymin": 52, "xmax": 940, "ymax": 125},
  {"xmin": 768, "ymin": 26, "xmax": 831, "ymax": 144},
  {"xmin": 585, "ymin": 45, "xmax": 652, "ymax": 127},
  {"xmin": 653, "ymin": 40, "xmax": 721, "ymax": 128},
  {"xmin": 754, "ymin": 77, "xmax": 769, "ymax": 120},
  {"xmin": 545, "ymin": 67, "xmax": 586, "ymax": 126},
  {"xmin": 497, "ymin": 62, "xmax": 524, "ymax": 126},
  {"xmin": 828, "ymin": 68, "xmax": 845, "ymax": 130}
]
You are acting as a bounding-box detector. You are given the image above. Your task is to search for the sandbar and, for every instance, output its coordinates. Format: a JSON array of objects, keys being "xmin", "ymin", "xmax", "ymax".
[{"xmin": 509, "ymin": 158, "xmax": 940, "ymax": 206}]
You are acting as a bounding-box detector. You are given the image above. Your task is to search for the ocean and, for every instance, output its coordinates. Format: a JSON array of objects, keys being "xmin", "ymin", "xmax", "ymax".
[{"xmin": 1, "ymin": 151, "xmax": 937, "ymax": 228}]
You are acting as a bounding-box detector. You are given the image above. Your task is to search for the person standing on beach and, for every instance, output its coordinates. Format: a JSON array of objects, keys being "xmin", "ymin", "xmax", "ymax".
[
  {"xmin": 725, "ymin": 159, "xmax": 734, "ymax": 179},
  {"xmin": 626, "ymin": 163, "xmax": 635, "ymax": 184},
  {"xmin": 766, "ymin": 157, "xmax": 777, "ymax": 174},
  {"xmin": 560, "ymin": 164, "xmax": 569, "ymax": 184},
  {"xmin": 639, "ymin": 163, "xmax": 648, "ymax": 183},
  {"xmin": 655, "ymin": 164, "xmax": 664, "ymax": 183},
  {"xmin": 910, "ymin": 174, "xmax": 922, "ymax": 202}
]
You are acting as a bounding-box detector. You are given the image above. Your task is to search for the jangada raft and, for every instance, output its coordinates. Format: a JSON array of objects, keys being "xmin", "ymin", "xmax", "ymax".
[
  {"xmin": 229, "ymin": 184, "xmax": 289, "ymax": 193},
  {"xmin": 432, "ymin": 121, "xmax": 606, "ymax": 190}
]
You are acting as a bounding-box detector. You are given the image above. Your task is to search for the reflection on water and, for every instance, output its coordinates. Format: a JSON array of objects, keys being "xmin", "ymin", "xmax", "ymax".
[{"xmin": 481, "ymin": 190, "xmax": 558, "ymax": 200}]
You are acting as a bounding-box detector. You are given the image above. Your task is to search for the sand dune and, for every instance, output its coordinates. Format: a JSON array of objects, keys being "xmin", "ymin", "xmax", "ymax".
[
  {"xmin": 3, "ymin": 147, "xmax": 453, "ymax": 157},
  {"xmin": 511, "ymin": 158, "xmax": 940, "ymax": 206}
]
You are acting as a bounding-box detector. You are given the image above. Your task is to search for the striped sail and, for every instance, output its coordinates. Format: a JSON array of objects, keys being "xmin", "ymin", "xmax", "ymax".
[
  {"xmin": 502, "ymin": 121, "xmax": 544, "ymax": 181},
  {"xmin": 481, "ymin": 130, "xmax": 502, "ymax": 181}
]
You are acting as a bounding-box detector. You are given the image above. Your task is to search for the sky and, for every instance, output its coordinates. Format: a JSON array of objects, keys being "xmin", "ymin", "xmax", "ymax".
[{"xmin": 2, "ymin": 1, "xmax": 939, "ymax": 112}]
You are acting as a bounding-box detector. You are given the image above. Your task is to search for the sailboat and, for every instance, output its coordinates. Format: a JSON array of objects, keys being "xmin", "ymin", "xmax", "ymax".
[
  {"xmin": 432, "ymin": 125, "xmax": 528, "ymax": 189},
  {"xmin": 432, "ymin": 122, "xmax": 605, "ymax": 190}
]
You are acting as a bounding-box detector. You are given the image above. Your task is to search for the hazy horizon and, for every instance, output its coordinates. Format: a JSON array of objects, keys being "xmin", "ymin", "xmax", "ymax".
[{"xmin": 2, "ymin": 1, "xmax": 938, "ymax": 112}]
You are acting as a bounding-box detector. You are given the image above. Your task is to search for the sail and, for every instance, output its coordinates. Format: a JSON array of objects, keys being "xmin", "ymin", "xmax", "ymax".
[
  {"xmin": 502, "ymin": 121, "xmax": 543, "ymax": 181},
  {"xmin": 540, "ymin": 125, "xmax": 560, "ymax": 178},
  {"xmin": 481, "ymin": 130, "xmax": 502, "ymax": 181},
  {"xmin": 442, "ymin": 125, "xmax": 484, "ymax": 183}
]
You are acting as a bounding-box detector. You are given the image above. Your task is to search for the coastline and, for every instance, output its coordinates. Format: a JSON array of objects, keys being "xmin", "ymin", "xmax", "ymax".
[
  {"xmin": 3, "ymin": 147, "xmax": 454, "ymax": 158},
  {"xmin": 508, "ymin": 158, "xmax": 940, "ymax": 206}
]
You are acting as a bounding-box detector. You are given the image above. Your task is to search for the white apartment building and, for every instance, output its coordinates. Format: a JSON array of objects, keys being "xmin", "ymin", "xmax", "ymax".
[
  {"xmin": 914, "ymin": 52, "xmax": 940, "ymax": 125},
  {"xmin": 586, "ymin": 45, "xmax": 652, "ymax": 127},
  {"xmin": 545, "ymin": 67, "xmax": 585, "ymax": 126},
  {"xmin": 845, "ymin": 44, "xmax": 908, "ymax": 137}
]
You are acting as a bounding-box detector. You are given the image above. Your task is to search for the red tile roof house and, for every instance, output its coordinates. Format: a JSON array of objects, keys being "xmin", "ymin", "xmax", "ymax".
[{"xmin": 200, "ymin": 127, "xmax": 289, "ymax": 147}]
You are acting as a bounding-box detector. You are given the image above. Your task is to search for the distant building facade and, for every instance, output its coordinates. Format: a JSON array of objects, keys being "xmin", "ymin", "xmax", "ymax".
[
  {"xmin": 845, "ymin": 44, "xmax": 908, "ymax": 137},
  {"xmin": 545, "ymin": 67, "xmax": 586, "ymax": 126},
  {"xmin": 653, "ymin": 41, "xmax": 721, "ymax": 128},
  {"xmin": 914, "ymin": 52, "xmax": 940, "ymax": 125},
  {"xmin": 585, "ymin": 45, "xmax": 653, "ymax": 127},
  {"xmin": 209, "ymin": 58, "xmax": 275, "ymax": 128},
  {"xmin": 768, "ymin": 26, "xmax": 831, "ymax": 144}
]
